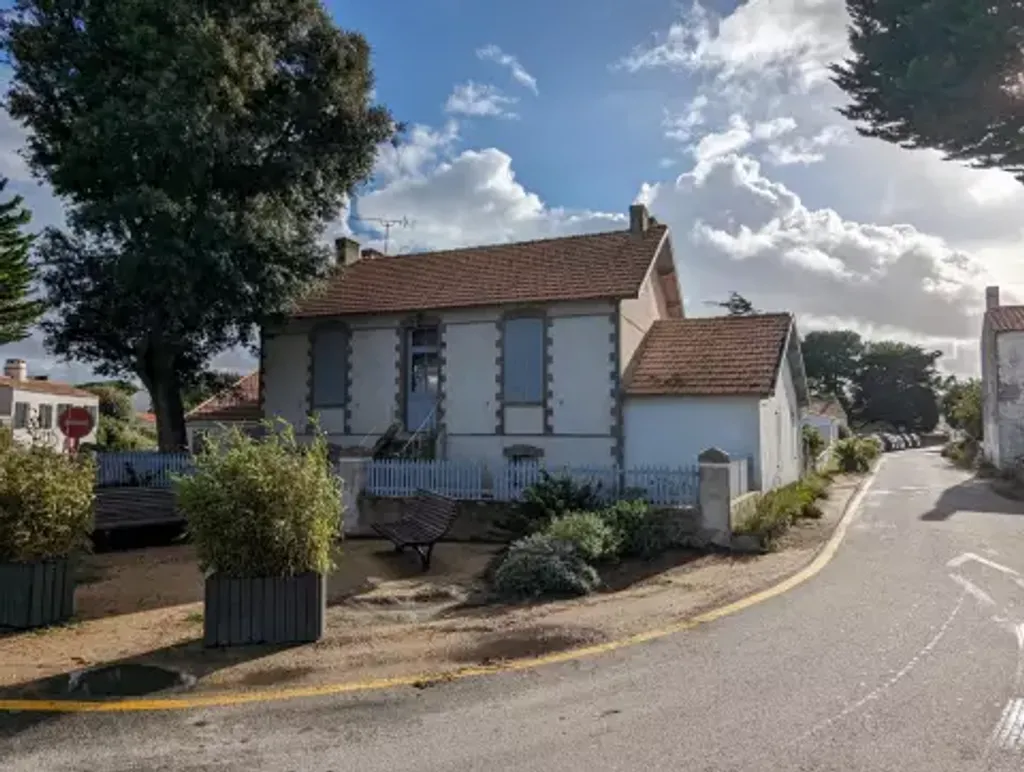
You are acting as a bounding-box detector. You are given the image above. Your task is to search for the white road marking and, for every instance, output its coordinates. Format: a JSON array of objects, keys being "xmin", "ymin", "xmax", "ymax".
[
  {"xmin": 949, "ymin": 573, "xmax": 997, "ymax": 607},
  {"xmin": 797, "ymin": 593, "xmax": 966, "ymax": 743},
  {"xmin": 947, "ymin": 552, "xmax": 1022, "ymax": 577},
  {"xmin": 992, "ymin": 698, "xmax": 1024, "ymax": 750}
]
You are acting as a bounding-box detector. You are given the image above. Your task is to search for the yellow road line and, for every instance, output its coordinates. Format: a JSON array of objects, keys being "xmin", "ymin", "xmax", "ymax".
[{"xmin": 0, "ymin": 460, "xmax": 883, "ymax": 714}]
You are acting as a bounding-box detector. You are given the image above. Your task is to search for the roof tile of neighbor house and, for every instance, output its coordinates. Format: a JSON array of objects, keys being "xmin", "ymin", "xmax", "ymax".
[
  {"xmin": 186, "ymin": 372, "xmax": 261, "ymax": 422},
  {"xmin": 0, "ymin": 376, "xmax": 96, "ymax": 399},
  {"xmin": 624, "ymin": 314, "xmax": 793, "ymax": 396},
  {"xmin": 293, "ymin": 224, "xmax": 670, "ymax": 317},
  {"xmin": 807, "ymin": 398, "xmax": 847, "ymax": 421},
  {"xmin": 987, "ymin": 306, "xmax": 1024, "ymax": 332}
]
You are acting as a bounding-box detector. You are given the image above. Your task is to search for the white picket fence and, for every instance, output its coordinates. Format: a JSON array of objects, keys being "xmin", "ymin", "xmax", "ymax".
[
  {"xmin": 95, "ymin": 452, "xmax": 194, "ymax": 488},
  {"xmin": 363, "ymin": 459, "xmax": 701, "ymax": 506}
]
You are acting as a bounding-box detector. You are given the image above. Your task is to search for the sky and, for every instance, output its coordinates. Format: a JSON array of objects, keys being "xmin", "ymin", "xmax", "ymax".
[{"xmin": 0, "ymin": 0, "xmax": 1019, "ymax": 399}]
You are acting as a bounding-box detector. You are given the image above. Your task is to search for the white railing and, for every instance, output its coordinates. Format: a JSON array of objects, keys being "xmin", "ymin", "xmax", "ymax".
[
  {"xmin": 364, "ymin": 459, "xmax": 486, "ymax": 499},
  {"xmin": 95, "ymin": 452, "xmax": 194, "ymax": 488},
  {"xmin": 728, "ymin": 458, "xmax": 750, "ymax": 499},
  {"xmin": 362, "ymin": 459, "xmax": 701, "ymax": 506}
]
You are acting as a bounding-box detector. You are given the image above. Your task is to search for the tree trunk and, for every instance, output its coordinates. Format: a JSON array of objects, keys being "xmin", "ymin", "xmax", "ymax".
[{"xmin": 140, "ymin": 346, "xmax": 188, "ymax": 452}]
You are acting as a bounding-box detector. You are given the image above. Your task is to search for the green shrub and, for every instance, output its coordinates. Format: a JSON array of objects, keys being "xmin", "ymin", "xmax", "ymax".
[
  {"xmin": 792, "ymin": 480, "xmax": 824, "ymax": 519},
  {"xmin": 0, "ymin": 445, "xmax": 95, "ymax": 562},
  {"xmin": 175, "ymin": 423, "xmax": 342, "ymax": 578},
  {"xmin": 860, "ymin": 436, "xmax": 882, "ymax": 460},
  {"xmin": 491, "ymin": 533, "xmax": 600, "ymax": 599},
  {"xmin": 544, "ymin": 511, "xmax": 618, "ymax": 562},
  {"xmin": 597, "ymin": 499, "xmax": 680, "ymax": 559},
  {"xmin": 500, "ymin": 471, "xmax": 603, "ymax": 538},
  {"xmin": 831, "ymin": 437, "xmax": 874, "ymax": 473},
  {"xmin": 802, "ymin": 424, "xmax": 825, "ymax": 461},
  {"xmin": 945, "ymin": 437, "xmax": 979, "ymax": 469},
  {"xmin": 736, "ymin": 473, "xmax": 834, "ymax": 548},
  {"xmin": 837, "ymin": 423, "xmax": 852, "ymax": 439}
]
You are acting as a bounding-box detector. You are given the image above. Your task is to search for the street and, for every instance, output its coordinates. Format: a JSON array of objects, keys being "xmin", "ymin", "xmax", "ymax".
[{"xmin": 4, "ymin": 448, "xmax": 1024, "ymax": 770}]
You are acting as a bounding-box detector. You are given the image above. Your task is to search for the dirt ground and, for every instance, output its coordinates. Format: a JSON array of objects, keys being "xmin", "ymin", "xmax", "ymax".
[{"xmin": 0, "ymin": 474, "xmax": 865, "ymax": 697}]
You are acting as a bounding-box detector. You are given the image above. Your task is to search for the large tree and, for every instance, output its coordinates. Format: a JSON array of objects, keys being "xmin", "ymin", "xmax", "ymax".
[
  {"xmin": 181, "ymin": 370, "xmax": 245, "ymax": 412},
  {"xmin": 800, "ymin": 330, "xmax": 864, "ymax": 408},
  {"xmin": 851, "ymin": 341, "xmax": 942, "ymax": 431},
  {"xmin": 3, "ymin": 0, "xmax": 394, "ymax": 449},
  {"xmin": 941, "ymin": 377, "xmax": 983, "ymax": 439},
  {"xmin": 0, "ymin": 178, "xmax": 41, "ymax": 344},
  {"xmin": 831, "ymin": 0, "xmax": 1024, "ymax": 182}
]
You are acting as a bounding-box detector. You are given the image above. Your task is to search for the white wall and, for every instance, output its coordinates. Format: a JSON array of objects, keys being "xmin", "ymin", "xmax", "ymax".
[
  {"xmin": 348, "ymin": 326, "xmax": 398, "ymax": 437},
  {"xmin": 758, "ymin": 354, "xmax": 802, "ymax": 489},
  {"xmin": 982, "ymin": 321, "xmax": 1000, "ymax": 465},
  {"xmin": 619, "ymin": 270, "xmax": 667, "ymax": 372},
  {"xmin": 995, "ymin": 331, "xmax": 1024, "ymax": 466},
  {"xmin": 7, "ymin": 387, "xmax": 98, "ymax": 451},
  {"xmin": 443, "ymin": 318, "xmax": 499, "ymax": 435},
  {"xmin": 549, "ymin": 314, "xmax": 614, "ymax": 435},
  {"xmin": 624, "ymin": 395, "xmax": 761, "ymax": 473}
]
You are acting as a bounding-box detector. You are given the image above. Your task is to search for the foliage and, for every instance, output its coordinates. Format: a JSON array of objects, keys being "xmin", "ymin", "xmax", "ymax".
[
  {"xmin": 597, "ymin": 499, "xmax": 681, "ymax": 559},
  {"xmin": 94, "ymin": 414, "xmax": 157, "ymax": 451},
  {"xmin": 831, "ymin": 0, "xmax": 1024, "ymax": 184},
  {"xmin": 181, "ymin": 370, "xmax": 247, "ymax": 412},
  {"xmin": 3, "ymin": 0, "xmax": 396, "ymax": 450},
  {"xmin": 0, "ymin": 443, "xmax": 95, "ymax": 562},
  {"xmin": 80, "ymin": 383, "xmax": 134, "ymax": 422},
  {"xmin": 943, "ymin": 437, "xmax": 979, "ymax": 469},
  {"xmin": 837, "ymin": 423, "xmax": 852, "ymax": 440},
  {"xmin": 0, "ymin": 425, "xmax": 13, "ymax": 454},
  {"xmin": 801, "ymin": 330, "xmax": 863, "ymax": 408},
  {"xmin": 544, "ymin": 511, "xmax": 619, "ymax": 563},
  {"xmin": 802, "ymin": 424, "xmax": 826, "ymax": 462},
  {"xmin": 942, "ymin": 378, "xmax": 982, "ymax": 439},
  {"xmin": 831, "ymin": 437, "xmax": 877, "ymax": 473},
  {"xmin": 500, "ymin": 472, "xmax": 603, "ymax": 538},
  {"xmin": 852, "ymin": 341, "xmax": 941, "ymax": 432},
  {"xmin": 491, "ymin": 533, "xmax": 600, "ymax": 599},
  {"xmin": 0, "ymin": 178, "xmax": 42, "ymax": 344},
  {"xmin": 715, "ymin": 291, "xmax": 757, "ymax": 316},
  {"xmin": 735, "ymin": 475, "xmax": 832, "ymax": 550},
  {"xmin": 175, "ymin": 423, "xmax": 342, "ymax": 578}
]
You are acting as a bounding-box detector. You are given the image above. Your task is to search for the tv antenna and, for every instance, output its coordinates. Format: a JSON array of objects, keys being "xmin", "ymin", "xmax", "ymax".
[{"xmin": 353, "ymin": 216, "xmax": 411, "ymax": 255}]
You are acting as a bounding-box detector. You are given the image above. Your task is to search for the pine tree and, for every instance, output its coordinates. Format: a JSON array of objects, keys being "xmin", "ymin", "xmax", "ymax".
[{"xmin": 0, "ymin": 179, "xmax": 40, "ymax": 344}]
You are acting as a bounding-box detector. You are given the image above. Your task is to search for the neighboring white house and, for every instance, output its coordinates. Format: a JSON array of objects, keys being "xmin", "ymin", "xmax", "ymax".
[
  {"xmin": 622, "ymin": 314, "xmax": 809, "ymax": 490},
  {"xmin": 802, "ymin": 397, "xmax": 848, "ymax": 446},
  {"xmin": 261, "ymin": 203, "xmax": 683, "ymax": 470},
  {"xmin": 981, "ymin": 285, "xmax": 1024, "ymax": 468},
  {"xmin": 185, "ymin": 372, "xmax": 261, "ymax": 452},
  {"xmin": 0, "ymin": 358, "xmax": 99, "ymax": 451}
]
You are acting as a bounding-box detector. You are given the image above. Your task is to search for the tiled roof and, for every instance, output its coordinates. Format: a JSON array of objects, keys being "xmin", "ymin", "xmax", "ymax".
[
  {"xmin": 293, "ymin": 225, "xmax": 670, "ymax": 317},
  {"xmin": 0, "ymin": 376, "xmax": 96, "ymax": 399},
  {"xmin": 137, "ymin": 412, "xmax": 156, "ymax": 424},
  {"xmin": 186, "ymin": 372, "xmax": 261, "ymax": 422},
  {"xmin": 624, "ymin": 314, "xmax": 793, "ymax": 396},
  {"xmin": 987, "ymin": 306, "xmax": 1024, "ymax": 332},
  {"xmin": 807, "ymin": 398, "xmax": 847, "ymax": 421}
]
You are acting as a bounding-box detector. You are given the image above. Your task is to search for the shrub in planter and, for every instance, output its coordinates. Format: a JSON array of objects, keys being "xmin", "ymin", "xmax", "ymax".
[
  {"xmin": 492, "ymin": 533, "xmax": 600, "ymax": 599},
  {"xmin": 175, "ymin": 423, "xmax": 342, "ymax": 647},
  {"xmin": 0, "ymin": 444, "xmax": 95, "ymax": 628},
  {"xmin": 544, "ymin": 511, "xmax": 618, "ymax": 563}
]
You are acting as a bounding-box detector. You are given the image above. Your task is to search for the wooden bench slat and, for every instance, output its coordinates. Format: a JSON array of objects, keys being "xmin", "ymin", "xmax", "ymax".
[{"xmin": 371, "ymin": 490, "xmax": 458, "ymax": 570}]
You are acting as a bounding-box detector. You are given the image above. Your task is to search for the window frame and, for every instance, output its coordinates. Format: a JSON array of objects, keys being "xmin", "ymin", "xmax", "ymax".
[
  {"xmin": 501, "ymin": 312, "xmax": 546, "ymax": 407},
  {"xmin": 309, "ymin": 323, "xmax": 350, "ymax": 410},
  {"xmin": 13, "ymin": 402, "xmax": 28, "ymax": 429},
  {"xmin": 38, "ymin": 403, "xmax": 54, "ymax": 429}
]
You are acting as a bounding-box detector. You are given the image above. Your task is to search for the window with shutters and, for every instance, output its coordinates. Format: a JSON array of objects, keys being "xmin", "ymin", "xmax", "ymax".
[
  {"xmin": 13, "ymin": 402, "xmax": 28, "ymax": 429},
  {"xmin": 311, "ymin": 325, "xmax": 349, "ymax": 409},
  {"xmin": 38, "ymin": 404, "xmax": 53, "ymax": 429},
  {"xmin": 502, "ymin": 316, "xmax": 545, "ymax": 405}
]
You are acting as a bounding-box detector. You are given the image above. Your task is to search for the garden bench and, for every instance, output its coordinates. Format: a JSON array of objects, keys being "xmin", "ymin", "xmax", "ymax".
[{"xmin": 372, "ymin": 490, "xmax": 459, "ymax": 570}]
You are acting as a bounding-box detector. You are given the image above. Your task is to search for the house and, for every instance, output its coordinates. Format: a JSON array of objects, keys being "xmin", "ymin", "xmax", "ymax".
[
  {"xmin": 258, "ymin": 202, "xmax": 806, "ymax": 488},
  {"xmin": 261, "ymin": 203, "xmax": 682, "ymax": 470},
  {"xmin": 185, "ymin": 372, "xmax": 261, "ymax": 452},
  {"xmin": 0, "ymin": 358, "xmax": 99, "ymax": 451},
  {"xmin": 981, "ymin": 285, "xmax": 1024, "ymax": 467},
  {"xmin": 621, "ymin": 314, "xmax": 808, "ymax": 490},
  {"xmin": 802, "ymin": 396, "xmax": 848, "ymax": 446}
]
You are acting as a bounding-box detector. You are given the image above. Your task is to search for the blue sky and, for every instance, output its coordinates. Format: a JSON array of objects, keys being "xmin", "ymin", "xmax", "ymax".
[{"xmin": 3, "ymin": 0, "xmax": 1023, "ymax": 393}]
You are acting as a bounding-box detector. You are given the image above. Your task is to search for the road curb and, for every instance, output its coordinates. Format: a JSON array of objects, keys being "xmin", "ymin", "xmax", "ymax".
[{"xmin": 0, "ymin": 461, "xmax": 885, "ymax": 714}]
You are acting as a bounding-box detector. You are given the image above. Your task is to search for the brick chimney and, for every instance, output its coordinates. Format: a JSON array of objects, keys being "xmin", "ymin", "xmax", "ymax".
[
  {"xmin": 986, "ymin": 285, "xmax": 1000, "ymax": 310},
  {"xmin": 4, "ymin": 359, "xmax": 26, "ymax": 381},
  {"xmin": 334, "ymin": 237, "xmax": 361, "ymax": 267},
  {"xmin": 629, "ymin": 203, "xmax": 650, "ymax": 235}
]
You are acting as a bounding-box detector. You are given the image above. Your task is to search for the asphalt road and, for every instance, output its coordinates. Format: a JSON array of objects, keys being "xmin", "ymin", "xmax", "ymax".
[{"xmin": 5, "ymin": 448, "xmax": 1024, "ymax": 771}]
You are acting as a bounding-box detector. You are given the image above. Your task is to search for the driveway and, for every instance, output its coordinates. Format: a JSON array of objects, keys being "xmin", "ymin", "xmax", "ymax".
[{"xmin": 5, "ymin": 448, "xmax": 1024, "ymax": 771}]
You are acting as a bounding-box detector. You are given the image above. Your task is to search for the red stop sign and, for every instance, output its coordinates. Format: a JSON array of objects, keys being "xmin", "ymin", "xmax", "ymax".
[{"xmin": 58, "ymin": 406, "xmax": 95, "ymax": 440}]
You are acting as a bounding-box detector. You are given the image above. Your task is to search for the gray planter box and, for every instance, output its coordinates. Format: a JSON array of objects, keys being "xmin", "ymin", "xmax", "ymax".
[
  {"xmin": 203, "ymin": 572, "xmax": 326, "ymax": 647},
  {"xmin": 0, "ymin": 558, "xmax": 75, "ymax": 629}
]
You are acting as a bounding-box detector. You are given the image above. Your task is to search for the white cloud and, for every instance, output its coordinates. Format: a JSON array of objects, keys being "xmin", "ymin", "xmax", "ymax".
[
  {"xmin": 765, "ymin": 125, "xmax": 848, "ymax": 166},
  {"xmin": 663, "ymin": 95, "xmax": 709, "ymax": 141},
  {"xmin": 688, "ymin": 114, "xmax": 797, "ymax": 169},
  {"xmin": 444, "ymin": 82, "xmax": 518, "ymax": 119},
  {"xmin": 477, "ymin": 44, "xmax": 539, "ymax": 95}
]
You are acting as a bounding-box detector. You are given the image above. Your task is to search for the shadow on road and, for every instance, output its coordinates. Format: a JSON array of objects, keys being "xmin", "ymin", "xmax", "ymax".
[{"xmin": 921, "ymin": 477, "xmax": 1024, "ymax": 521}]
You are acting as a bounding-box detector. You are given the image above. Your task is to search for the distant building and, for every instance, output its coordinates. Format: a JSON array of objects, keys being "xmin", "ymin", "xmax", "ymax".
[
  {"xmin": 0, "ymin": 359, "xmax": 99, "ymax": 452},
  {"xmin": 802, "ymin": 397, "xmax": 848, "ymax": 446},
  {"xmin": 981, "ymin": 286, "xmax": 1024, "ymax": 467}
]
